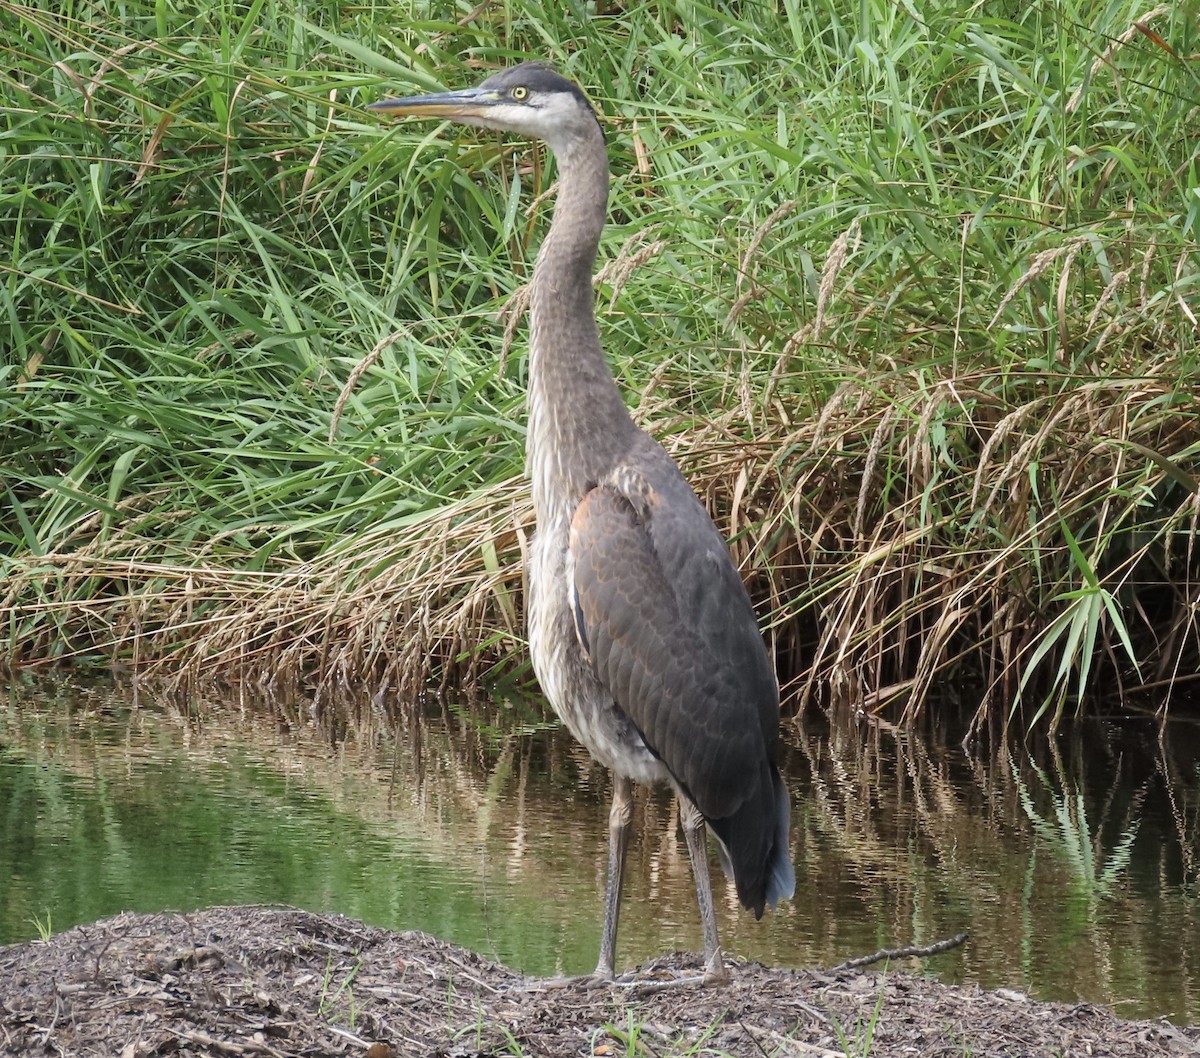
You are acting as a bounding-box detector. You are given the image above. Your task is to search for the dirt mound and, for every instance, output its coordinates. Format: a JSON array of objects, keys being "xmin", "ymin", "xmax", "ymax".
[{"xmin": 1, "ymin": 906, "xmax": 1195, "ymax": 1057}]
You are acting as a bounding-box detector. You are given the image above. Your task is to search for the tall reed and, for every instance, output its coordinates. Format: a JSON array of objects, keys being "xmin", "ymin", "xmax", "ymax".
[{"xmin": 2, "ymin": 0, "xmax": 1197, "ymax": 733}]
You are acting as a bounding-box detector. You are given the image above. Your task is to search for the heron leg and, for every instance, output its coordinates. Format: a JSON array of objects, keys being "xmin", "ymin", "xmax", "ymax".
[
  {"xmin": 680, "ymin": 797, "xmax": 726, "ymax": 982},
  {"xmin": 595, "ymin": 773, "xmax": 633, "ymax": 980}
]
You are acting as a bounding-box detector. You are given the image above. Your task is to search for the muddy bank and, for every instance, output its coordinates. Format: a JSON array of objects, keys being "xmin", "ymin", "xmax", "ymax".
[{"xmin": 1, "ymin": 906, "xmax": 1195, "ymax": 1057}]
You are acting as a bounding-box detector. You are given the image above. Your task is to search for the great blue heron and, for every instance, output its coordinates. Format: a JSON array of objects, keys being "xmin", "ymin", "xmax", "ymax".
[{"xmin": 371, "ymin": 62, "xmax": 794, "ymax": 983}]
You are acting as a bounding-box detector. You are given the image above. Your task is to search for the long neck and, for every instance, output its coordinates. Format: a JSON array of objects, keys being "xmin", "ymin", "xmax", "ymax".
[{"xmin": 527, "ymin": 127, "xmax": 636, "ymax": 517}]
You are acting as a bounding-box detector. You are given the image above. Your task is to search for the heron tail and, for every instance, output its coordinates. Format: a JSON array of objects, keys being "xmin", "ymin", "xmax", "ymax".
[
  {"xmin": 764, "ymin": 767, "xmax": 795, "ymax": 910},
  {"xmin": 708, "ymin": 762, "xmax": 795, "ymax": 918}
]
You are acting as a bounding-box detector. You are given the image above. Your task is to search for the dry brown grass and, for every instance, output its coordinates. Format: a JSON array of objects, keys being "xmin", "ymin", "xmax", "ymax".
[
  {"xmin": 652, "ymin": 333, "xmax": 1200, "ymax": 733},
  {"xmin": 4, "ymin": 355, "xmax": 1198, "ymax": 734},
  {"xmin": 1, "ymin": 480, "xmax": 531, "ymax": 702}
]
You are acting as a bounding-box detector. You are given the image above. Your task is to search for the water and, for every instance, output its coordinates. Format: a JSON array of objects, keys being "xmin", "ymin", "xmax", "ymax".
[{"xmin": 1, "ymin": 678, "xmax": 1197, "ymax": 1023}]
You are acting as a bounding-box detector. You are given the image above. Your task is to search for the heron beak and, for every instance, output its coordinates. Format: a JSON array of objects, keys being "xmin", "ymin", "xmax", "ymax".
[{"xmin": 368, "ymin": 86, "xmax": 502, "ymax": 120}]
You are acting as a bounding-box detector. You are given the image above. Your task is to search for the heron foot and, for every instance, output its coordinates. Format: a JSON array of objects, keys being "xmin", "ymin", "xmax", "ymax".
[
  {"xmin": 519, "ymin": 969, "xmax": 629, "ymax": 993},
  {"xmin": 621, "ymin": 951, "xmax": 728, "ymax": 994},
  {"xmin": 626, "ymin": 969, "xmax": 726, "ymax": 994},
  {"xmin": 523, "ymin": 952, "xmax": 727, "ymax": 993},
  {"xmin": 518, "ymin": 973, "xmax": 591, "ymax": 992}
]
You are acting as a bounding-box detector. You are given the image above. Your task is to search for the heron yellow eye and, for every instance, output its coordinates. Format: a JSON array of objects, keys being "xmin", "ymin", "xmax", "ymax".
[{"xmin": 511, "ymin": 86, "xmax": 528, "ymax": 100}]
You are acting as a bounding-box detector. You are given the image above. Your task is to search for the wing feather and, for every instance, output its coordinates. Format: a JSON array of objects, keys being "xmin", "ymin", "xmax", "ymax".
[
  {"xmin": 568, "ymin": 472, "xmax": 793, "ymax": 913},
  {"xmin": 568, "ymin": 479, "xmax": 776, "ymax": 816}
]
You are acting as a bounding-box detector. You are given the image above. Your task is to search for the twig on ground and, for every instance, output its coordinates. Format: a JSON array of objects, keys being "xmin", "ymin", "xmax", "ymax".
[{"xmin": 832, "ymin": 932, "xmax": 969, "ymax": 972}]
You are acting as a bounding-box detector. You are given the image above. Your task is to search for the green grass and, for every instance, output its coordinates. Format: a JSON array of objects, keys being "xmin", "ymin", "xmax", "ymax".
[
  {"xmin": 832, "ymin": 972, "xmax": 887, "ymax": 1057},
  {"xmin": 29, "ymin": 909, "xmax": 51, "ymax": 942},
  {"xmin": 1, "ymin": 0, "xmax": 1198, "ymax": 731}
]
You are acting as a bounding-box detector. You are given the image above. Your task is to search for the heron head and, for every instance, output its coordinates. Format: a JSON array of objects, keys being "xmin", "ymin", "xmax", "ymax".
[{"xmin": 369, "ymin": 62, "xmax": 602, "ymax": 155}]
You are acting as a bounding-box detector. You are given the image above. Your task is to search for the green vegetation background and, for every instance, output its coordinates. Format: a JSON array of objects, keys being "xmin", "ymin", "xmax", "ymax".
[{"xmin": 2, "ymin": 0, "xmax": 1198, "ymax": 727}]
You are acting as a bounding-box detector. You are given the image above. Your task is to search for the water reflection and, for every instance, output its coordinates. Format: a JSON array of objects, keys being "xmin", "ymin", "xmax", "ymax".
[{"xmin": 0, "ymin": 678, "xmax": 1197, "ymax": 1023}]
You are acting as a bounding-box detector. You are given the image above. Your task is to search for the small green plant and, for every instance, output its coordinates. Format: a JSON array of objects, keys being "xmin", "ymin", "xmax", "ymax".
[
  {"xmin": 30, "ymin": 910, "xmax": 52, "ymax": 942},
  {"xmin": 831, "ymin": 974, "xmax": 887, "ymax": 1058},
  {"xmin": 1014, "ymin": 506, "xmax": 1143, "ymax": 734},
  {"xmin": 316, "ymin": 954, "xmax": 362, "ymax": 1027},
  {"xmin": 604, "ymin": 1011, "xmax": 646, "ymax": 1057},
  {"xmin": 452, "ymin": 1011, "xmax": 524, "ymax": 1056}
]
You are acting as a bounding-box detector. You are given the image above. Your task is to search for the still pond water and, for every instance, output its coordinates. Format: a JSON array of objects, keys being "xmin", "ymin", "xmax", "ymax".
[{"xmin": 1, "ymin": 678, "xmax": 1198, "ymax": 1024}]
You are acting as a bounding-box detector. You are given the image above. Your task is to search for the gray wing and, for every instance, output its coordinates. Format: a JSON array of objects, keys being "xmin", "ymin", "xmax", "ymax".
[{"xmin": 568, "ymin": 469, "xmax": 789, "ymax": 913}]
